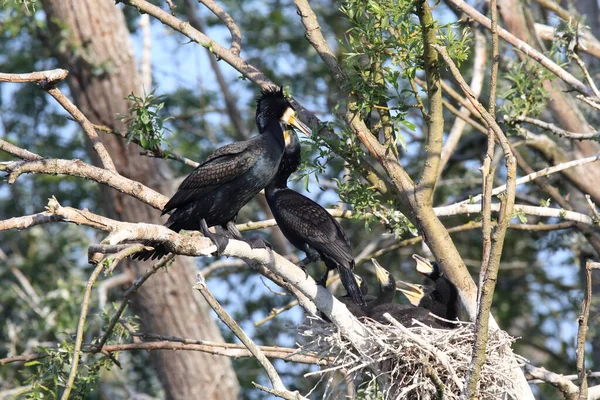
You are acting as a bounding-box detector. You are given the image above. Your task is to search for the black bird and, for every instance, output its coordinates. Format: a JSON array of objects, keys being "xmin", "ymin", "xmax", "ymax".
[
  {"xmin": 134, "ymin": 87, "xmax": 311, "ymax": 260},
  {"xmin": 411, "ymin": 254, "xmax": 460, "ymax": 324},
  {"xmin": 264, "ymin": 129, "xmax": 365, "ymax": 306},
  {"xmin": 367, "ymin": 261, "xmax": 446, "ymax": 329},
  {"xmin": 333, "ymin": 274, "xmax": 372, "ymax": 318}
]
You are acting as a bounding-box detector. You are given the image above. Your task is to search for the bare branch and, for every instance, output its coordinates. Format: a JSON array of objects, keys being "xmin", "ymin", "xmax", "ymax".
[
  {"xmin": 576, "ymin": 261, "xmax": 599, "ymax": 399},
  {"xmin": 1, "ymin": 340, "xmax": 324, "ymax": 366},
  {"xmin": 0, "ymin": 139, "xmax": 43, "ymax": 161},
  {"xmin": 44, "ymin": 85, "xmax": 116, "ymax": 172},
  {"xmin": 516, "ymin": 116, "xmax": 600, "ymax": 140},
  {"xmin": 456, "ymin": 153, "xmax": 600, "ymax": 205},
  {"xmin": 524, "ymin": 364, "xmax": 579, "ymax": 398},
  {"xmin": 443, "ymin": 0, "xmax": 595, "ymax": 97},
  {"xmin": 93, "ymin": 255, "xmax": 175, "ymax": 353},
  {"xmin": 61, "ymin": 262, "xmax": 106, "ymax": 400},
  {"xmin": 0, "ymin": 68, "xmax": 69, "ymax": 84},
  {"xmin": 197, "ymin": 0, "xmax": 242, "ymax": 56},
  {"xmin": 193, "ymin": 274, "xmax": 305, "ymax": 399},
  {"xmin": 0, "ymin": 212, "xmax": 64, "ymax": 232},
  {"xmin": 0, "ymin": 159, "xmax": 166, "ymax": 209}
]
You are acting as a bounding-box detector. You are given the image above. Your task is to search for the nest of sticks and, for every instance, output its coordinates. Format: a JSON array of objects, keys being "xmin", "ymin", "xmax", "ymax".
[{"xmin": 298, "ymin": 315, "xmax": 525, "ymax": 399}]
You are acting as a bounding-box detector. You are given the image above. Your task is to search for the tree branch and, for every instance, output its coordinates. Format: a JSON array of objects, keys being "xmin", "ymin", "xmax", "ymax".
[
  {"xmin": 0, "ymin": 68, "xmax": 69, "ymax": 84},
  {"xmin": 443, "ymin": 0, "xmax": 595, "ymax": 97},
  {"xmin": 193, "ymin": 274, "xmax": 304, "ymax": 399},
  {"xmin": 516, "ymin": 116, "xmax": 600, "ymax": 140},
  {"xmin": 0, "ymin": 158, "xmax": 166, "ymax": 209}
]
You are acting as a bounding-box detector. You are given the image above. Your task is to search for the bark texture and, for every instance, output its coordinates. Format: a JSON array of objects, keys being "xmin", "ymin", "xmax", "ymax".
[{"xmin": 40, "ymin": 1, "xmax": 240, "ymax": 398}]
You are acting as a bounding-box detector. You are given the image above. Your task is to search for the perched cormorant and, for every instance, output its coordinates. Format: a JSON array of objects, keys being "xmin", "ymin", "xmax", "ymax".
[
  {"xmin": 134, "ymin": 87, "xmax": 311, "ymax": 260},
  {"xmin": 265, "ymin": 129, "xmax": 365, "ymax": 306},
  {"xmin": 411, "ymin": 254, "xmax": 460, "ymax": 324},
  {"xmin": 367, "ymin": 261, "xmax": 446, "ymax": 329}
]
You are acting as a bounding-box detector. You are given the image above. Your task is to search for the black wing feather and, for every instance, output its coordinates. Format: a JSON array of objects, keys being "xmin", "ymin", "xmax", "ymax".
[
  {"xmin": 163, "ymin": 139, "xmax": 261, "ymax": 214},
  {"xmin": 273, "ymin": 191, "xmax": 353, "ymax": 266}
]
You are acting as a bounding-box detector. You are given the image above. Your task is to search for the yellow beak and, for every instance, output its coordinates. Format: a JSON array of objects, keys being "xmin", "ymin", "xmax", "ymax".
[
  {"xmin": 396, "ymin": 280, "xmax": 425, "ymax": 306},
  {"xmin": 286, "ymin": 112, "xmax": 312, "ymax": 136},
  {"xmin": 412, "ymin": 254, "xmax": 434, "ymax": 275},
  {"xmin": 371, "ymin": 258, "xmax": 389, "ymax": 284}
]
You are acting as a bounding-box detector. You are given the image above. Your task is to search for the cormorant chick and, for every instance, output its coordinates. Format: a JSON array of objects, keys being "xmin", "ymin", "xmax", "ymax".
[
  {"xmin": 412, "ymin": 254, "xmax": 460, "ymax": 324},
  {"xmin": 134, "ymin": 87, "xmax": 310, "ymax": 260},
  {"xmin": 368, "ymin": 261, "xmax": 446, "ymax": 329},
  {"xmin": 265, "ymin": 129, "xmax": 365, "ymax": 305}
]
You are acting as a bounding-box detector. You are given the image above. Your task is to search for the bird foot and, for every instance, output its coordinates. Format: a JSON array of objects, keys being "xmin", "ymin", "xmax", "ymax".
[
  {"xmin": 247, "ymin": 236, "xmax": 272, "ymax": 250},
  {"xmin": 210, "ymin": 234, "xmax": 230, "ymax": 256},
  {"xmin": 295, "ymin": 261, "xmax": 310, "ymax": 279}
]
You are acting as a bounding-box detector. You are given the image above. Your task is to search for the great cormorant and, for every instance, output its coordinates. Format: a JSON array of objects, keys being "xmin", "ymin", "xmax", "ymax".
[
  {"xmin": 412, "ymin": 254, "xmax": 460, "ymax": 324},
  {"xmin": 367, "ymin": 261, "xmax": 446, "ymax": 328},
  {"xmin": 265, "ymin": 129, "xmax": 365, "ymax": 306},
  {"xmin": 134, "ymin": 87, "xmax": 311, "ymax": 260}
]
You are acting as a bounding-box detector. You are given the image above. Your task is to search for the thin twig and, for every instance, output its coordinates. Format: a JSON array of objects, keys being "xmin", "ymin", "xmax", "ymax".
[
  {"xmin": 44, "ymin": 86, "xmax": 116, "ymax": 172},
  {"xmin": 254, "ymin": 300, "xmax": 299, "ymax": 327},
  {"xmin": 93, "ymin": 255, "xmax": 175, "ymax": 352},
  {"xmin": 576, "ymin": 261, "xmax": 599, "ymax": 399},
  {"xmin": 455, "ymin": 154, "xmax": 600, "ymax": 206},
  {"xmin": 60, "ymin": 262, "xmax": 106, "ymax": 400},
  {"xmin": 516, "ymin": 116, "xmax": 600, "ymax": 140},
  {"xmin": 193, "ymin": 273, "xmax": 303, "ymax": 398},
  {"xmin": 572, "ymin": 53, "xmax": 600, "ymax": 98}
]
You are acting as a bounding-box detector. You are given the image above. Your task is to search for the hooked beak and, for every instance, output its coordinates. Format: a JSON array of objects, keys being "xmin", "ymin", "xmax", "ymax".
[
  {"xmin": 371, "ymin": 258, "xmax": 389, "ymax": 284},
  {"xmin": 412, "ymin": 254, "xmax": 434, "ymax": 275},
  {"xmin": 396, "ymin": 280, "xmax": 425, "ymax": 306},
  {"xmin": 282, "ymin": 108, "xmax": 312, "ymax": 136}
]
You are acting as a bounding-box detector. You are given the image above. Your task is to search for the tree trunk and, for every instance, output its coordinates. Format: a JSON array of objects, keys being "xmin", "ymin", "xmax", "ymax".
[{"xmin": 40, "ymin": 1, "xmax": 240, "ymax": 398}]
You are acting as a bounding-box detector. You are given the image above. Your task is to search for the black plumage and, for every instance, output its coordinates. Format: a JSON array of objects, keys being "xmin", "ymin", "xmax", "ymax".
[
  {"xmin": 134, "ymin": 87, "xmax": 311, "ymax": 260},
  {"xmin": 265, "ymin": 129, "xmax": 365, "ymax": 306},
  {"xmin": 412, "ymin": 254, "xmax": 460, "ymax": 324}
]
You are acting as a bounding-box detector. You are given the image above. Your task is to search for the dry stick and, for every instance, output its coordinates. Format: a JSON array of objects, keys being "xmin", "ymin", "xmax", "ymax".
[
  {"xmin": 93, "ymin": 254, "xmax": 173, "ymax": 353},
  {"xmin": 572, "ymin": 53, "xmax": 600, "ymax": 98},
  {"xmin": 120, "ymin": 0, "xmax": 391, "ymax": 196},
  {"xmin": 193, "ymin": 273, "xmax": 305, "ymax": 400},
  {"xmin": 383, "ymin": 313, "xmax": 463, "ymax": 389},
  {"xmin": 254, "ymin": 300, "xmax": 299, "ymax": 327},
  {"xmin": 524, "ymin": 364, "xmax": 579, "ymax": 397},
  {"xmin": 60, "ymin": 262, "xmax": 106, "ymax": 400},
  {"xmin": 0, "ymin": 68, "xmax": 69, "ymax": 84},
  {"xmin": 585, "ymin": 195, "xmax": 600, "ymax": 225},
  {"xmin": 516, "ymin": 116, "xmax": 600, "ymax": 140},
  {"xmin": 0, "ymin": 158, "xmax": 167, "ymax": 209},
  {"xmin": 0, "ymin": 139, "xmax": 43, "ymax": 161},
  {"xmin": 197, "ymin": 0, "xmax": 242, "ymax": 55},
  {"xmin": 1, "ymin": 341, "xmax": 325, "ymax": 366},
  {"xmin": 0, "ymin": 212, "xmax": 64, "ymax": 232},
  {"xmin": 577, "ymin": 95, "xmax": 600, "ymax": 111},
  {"xmin": 455, "ymin": 152, "xmax": 600, "ymax": 206},
  {"xmin": 576, "ymin": 261, "xmax": 599, "ymax": 399},
  {"xmin": 43, "ymin": 85, "xmax": 116, "ymax": 172},
  {"xmin": 430, "ymin": 44, "xmax": 517, "ymax": 398},
  {"xmin": 443, "ymin": 0, "xmax": 595, "ymax": 97}
]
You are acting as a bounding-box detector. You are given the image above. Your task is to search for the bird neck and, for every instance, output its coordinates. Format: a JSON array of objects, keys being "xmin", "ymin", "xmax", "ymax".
[
  {"xmin": 261, "ymin": 119, "xmax": 286, "ymax": 150},
  {"xmin": 371, "ymin": 279, "xmax": 396, "ymax": 308},
  {"xmin": 266, "ymin": 131, "xmax": 301, "ymax": 191}
]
